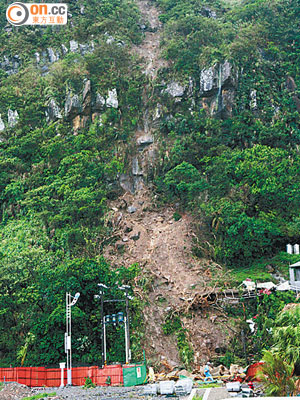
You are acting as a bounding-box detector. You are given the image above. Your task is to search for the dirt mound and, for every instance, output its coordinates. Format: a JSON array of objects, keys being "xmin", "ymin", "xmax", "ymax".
[{"xmin": 0, "ymin": 382, "xmax": 32, "ymax": 400}]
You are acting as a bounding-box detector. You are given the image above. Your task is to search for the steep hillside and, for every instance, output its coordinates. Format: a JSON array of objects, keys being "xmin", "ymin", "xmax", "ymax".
[
  {"xmin": 0, "ymin": 0, "xmax": 299, "ymax": 369},
  {"xmin": 104, "ymin": 188, "xmax": 231, "ymax": 366}
]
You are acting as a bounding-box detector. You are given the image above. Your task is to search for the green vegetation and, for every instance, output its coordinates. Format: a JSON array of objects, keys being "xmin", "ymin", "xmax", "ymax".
[
  {"xmin": 0, "ymin": 214, "xmax": 144, "ymax": 365},
  {"xmin": 227, "ymin": 252, "xmax": 299, "ymax": 284},
  {"xmin": 257, "ymin": 351, "xmax": 295, "ymax": 396},
  {"xmin": 162, "ymin": 314, "xmax": 193, "ymax": 368},
  {"xmin": 83, "ymin": 377, "xmax": 96, "ymax": 389},
  {"xmin": 195, "ymin": 382, "xmax": 221, "ymax": 388},
  {"xmin": 272, "ymin": 304, "xmax": 300, "ymax": 366},
  {"xmin": 21, "ymin": 393, "xmax": 57, "ymax": 400},
  {"xmin": 192, "ymin": 396, "xmax": 203, "ymax": 400}
]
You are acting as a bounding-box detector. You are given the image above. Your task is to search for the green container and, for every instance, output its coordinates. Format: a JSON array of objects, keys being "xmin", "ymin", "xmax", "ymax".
[{"xmin": 122, "ymin": 364, "xmax": 147, "ymax": 387}]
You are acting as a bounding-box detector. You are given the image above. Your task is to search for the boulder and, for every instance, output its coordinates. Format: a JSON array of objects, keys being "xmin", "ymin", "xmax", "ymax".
[
  {"xmin": 286, "ymin": 76, "xmax": 296, "ymax": 92},
  {"xmin": 106, "ymin": 88, "xmax": 118, "ymax": 108},
  {"xmin": 82, "ymin": 80, "xmax": 91, "ymax": 114},
  {"xmin": 83, "ymin": 80, "xmax": 91, "ymax": 101},
  {"xmin": 89, "ymin": 41, "xmax": 95, "ymax": 52},
  {"xmin": 46, "ymin": 99, "xmax": 62, "ymax": 121},
  {"xmin": 65, "ymin": 93, "xmax": 82, "ymax": 117},
  {"xmin": 34, "ymin": 52, "xmax": 40, "ymax": 63},
  {"xmin": 119, "ymin": 174, "xmax": 134, "ymax": 193},
  {"xmin": 105, "ymin": 33, "xmax": 115, "ymax": 45},
  {"xmin": 201, "ymin": 7, "xmax": 217, "ymax": 18},
  {"xmin": 131, "ymin": 232, "xmax": 140, "ymax": 241},
  {"xmin": 47, "ymin": 47, "xmax": 59, "ymax": 63},
  {"xmin": 200, "ymin": 67, "xmax": 215, "ymax": 93},
  {"xmin": 137, "ymin": 135, "xmax": 154, "ymax": 146},
  {"xmin": 0, "ymin": 55, "xmax": 20, "ymax": 75},
  {"xmin": 166, "ymin": 370, "xmax": 179, "ymax": 379},
  {"xmin": 94, "ymin": 93, "xmax": 106, "ymax": 111},
  {"xmin": 7, "ymin": 109, "xmax": 19, "ymax": 127},
  {"xmin": 79, "ymin": 43, "xmax": 91, "ymax": 55},
  {"xmin": 0, "ymin": 115, "xmax": 5, "ymax": 131},
  {"xmin": 41, "ymin": 65, "xmax": 49, "ymax": 74},
  {"xmin": 61, "ymin": 44, "xmax": 68, "ymax": 55},
  {"xmin": 69, "ymin": 40, "xmax": 79, "ymax": 52},
  {"xmin": 128, "ymin": 206, "xmax": 137, "ymax": 214},
  {"xmin": 178, "ymin": 369, "xmax": 194, "ymax": 379},
  {"xmin": 250, "ymin": 89, "xmax": 257, "ymax": 109},
  {"xmin": 163, "ymin": 81, "xmax": 185, "ymax": 98},
  {"xmin": 187, "ymin": 77, "xmax": 194, "ymax": 97},
  {"xmin": 221, "ymin": 60, "xmax": 232, "ymax": 84},
  {"xmin": 132, "ymin": 157, "xmax": 143, "ymax": 176},
  {"xmin": 154, "ymin": 104, "xmax": 162, "ymax": 121}
]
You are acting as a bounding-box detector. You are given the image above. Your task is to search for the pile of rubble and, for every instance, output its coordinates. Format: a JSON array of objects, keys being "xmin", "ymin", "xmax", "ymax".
[
  {"xmin": 151, "ymin": 363, "xmax": 245, "ymax": 383},
  {"xmin": 0, "ymin": 382, "xmax": 63, "ymax": 400},
  {"xmin": 143, "ymin": 363, "xmax": 253, "ymax": 397},
  {"xmin": 0, "ymin": 382, "xmax": 34, "ymax": 400}
]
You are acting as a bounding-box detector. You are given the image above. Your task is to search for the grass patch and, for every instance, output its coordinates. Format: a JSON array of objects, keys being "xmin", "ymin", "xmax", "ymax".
[
  {"xmin": 21, "ymin": 393, "xmax": 56, "ymax": 400},
  {"xmin": 228, "ymin": 252, "xmax": 298, "ymax": 284},
  {"xmin": 0, "ymin": 381, "xmax": 4, "ymax": 391},
  {"xmin": 195, "ymin": 382, "xmax": 222, "ymax": 388}
]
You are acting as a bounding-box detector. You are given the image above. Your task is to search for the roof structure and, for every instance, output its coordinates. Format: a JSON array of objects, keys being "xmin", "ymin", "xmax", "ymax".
[{"xmin": 290, "ymin": 261, "xmax": 300, "ymax": 268}]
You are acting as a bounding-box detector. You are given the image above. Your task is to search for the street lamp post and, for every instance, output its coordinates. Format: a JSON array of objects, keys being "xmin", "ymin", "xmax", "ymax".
[{"xmin": 65, "ymin": 292, "xmax": 80, "ymax": 386}]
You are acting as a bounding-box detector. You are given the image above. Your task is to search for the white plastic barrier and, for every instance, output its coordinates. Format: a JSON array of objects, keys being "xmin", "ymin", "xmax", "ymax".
[
  {"xmin": 143, "ymin": 383, "xmax": 158, "ymax": 395},
  {"xmin": 159, "ymin": 380, "xmax": 175, "ymax": 395},
  {"xmin": 175, "ymin": 378, "xmax": 193, "ymax": 395}
]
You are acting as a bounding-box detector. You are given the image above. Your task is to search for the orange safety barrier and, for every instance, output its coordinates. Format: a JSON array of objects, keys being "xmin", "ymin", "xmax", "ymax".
[
  {"xmin": 0, "ymin": 368, "xmax": 17, "ymax": 383},
  {"xmin": 0, "ymin": 365, "xmax": 124, "ymax": 387},
  {"xmin": 95, "ymin": 364, "xmax": 123, "ymax": 386}
]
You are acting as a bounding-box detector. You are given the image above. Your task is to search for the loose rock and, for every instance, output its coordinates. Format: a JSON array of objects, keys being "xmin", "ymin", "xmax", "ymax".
[
  {"xmin": 128, "ymin": 206, "xmax": 137, "ymax": 214},
  {"xmin": 7, "ymin": 109, "xmax": 19, "ymax": 128}
]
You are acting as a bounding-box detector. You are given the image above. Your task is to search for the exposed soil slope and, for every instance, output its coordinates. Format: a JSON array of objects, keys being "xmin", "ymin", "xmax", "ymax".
[
  {"xmin": 104, "ymin": 190, "xmax": 233, "ymax": 368},
  {"xmin": 133, "ymin": 0, "xmax": 167, "ymax": 78}
]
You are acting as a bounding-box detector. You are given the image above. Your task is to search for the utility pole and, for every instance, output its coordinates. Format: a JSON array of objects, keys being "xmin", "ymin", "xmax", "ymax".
[
  {"xmin": 96, "ymin": 284, "xmax": 132, "ymax": 365},
  {"xmin": 65, "ymin": 292, "xmax": 80, "ymax": 386},
  {"xmin": 124, "ymin": 286, "xmax": 131, "ymax": 363},
  {"xmin": 95, "ymin": 284, "xmax": 108, "ymax": 368}
]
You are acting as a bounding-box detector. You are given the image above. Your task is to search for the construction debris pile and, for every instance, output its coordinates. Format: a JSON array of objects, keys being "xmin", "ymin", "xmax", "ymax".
[
  {"xmin": 150, "ymin": 363, "xmax": 246, "ymax": 383},
  {"xmin": 144, "ymin": 362, "xmax": 262, "ymax": 397}
]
